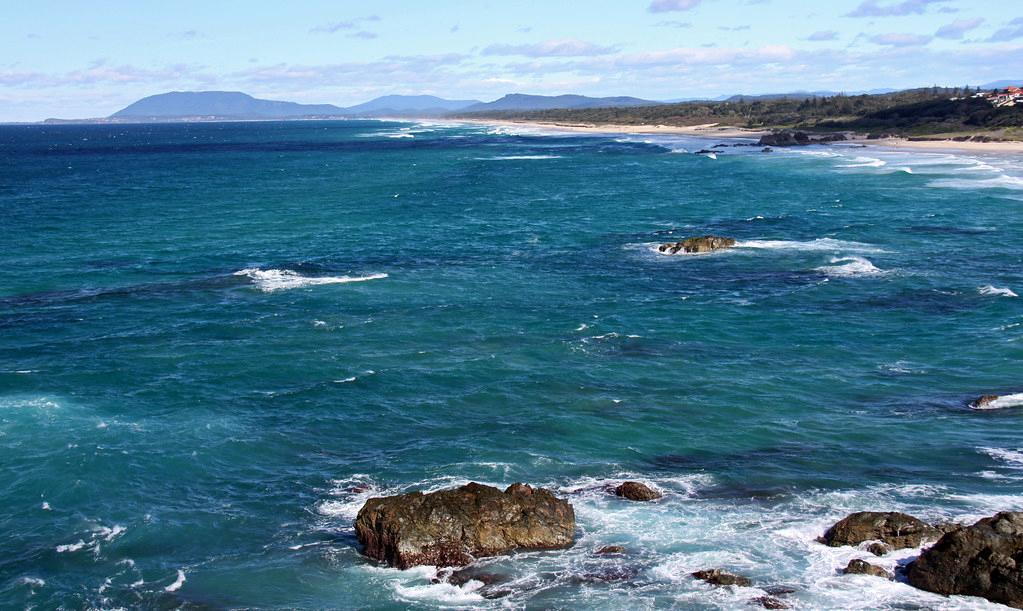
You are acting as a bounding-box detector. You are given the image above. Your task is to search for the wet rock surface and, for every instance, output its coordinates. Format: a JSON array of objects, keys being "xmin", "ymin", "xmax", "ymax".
[
  {"xmin": 821, "ymin": 511, "xmax": 939, "ymax": 549},
  {"xmin": 907, "ymin": 512, "xmax": 1023, "ymax": 609},
  {"xmin": 692, "ymin": 568, "xmax": 753, "ymax": 587},
  {"xmin": 657, "ymin": 236, "xmax": 737, "ymax": 255},
  {"xmin": 354, "ymin": 482, "xmax": 575, "ymax": 569},
  {"xmin": 843, "ymin": 559, "xmax": 894, "ymax": 580}
]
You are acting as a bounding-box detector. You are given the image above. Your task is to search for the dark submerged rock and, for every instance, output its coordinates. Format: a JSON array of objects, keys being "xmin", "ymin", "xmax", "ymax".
[
  {"xmin": 692, "ymin": 568, "xmax": 753, "ymax": 587},
  {"xmin": 595, "ymin": 545, "xmax": 626, "ymax": 555},
  {"xmin": 907, "ymin": 512, "xmax": 1023, "ymax": 609},
  {"xmin": 843, "ymin": 559, "xmax": 894, "ymax": 580},
  {"xmin": 657, "ymin": 236, "xmax": 737, "ymax": 255},
  {"xmin": 613, "ymin": 481, "xmax": 662, "ymax": 501},
  {"xmin": 754, "ymin": 595, "xmax": 791, "ymax": 609},
  {"xmin": 821, "ymin": 511, "xmax": 939, "ymax": 549},
  {"xmin": 354, "ymin": 482, "xmax": 575, "ymax": 569}
]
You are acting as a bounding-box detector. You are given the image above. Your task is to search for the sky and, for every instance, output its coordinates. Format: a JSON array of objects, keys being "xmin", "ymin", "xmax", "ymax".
[{"xmin": 1, "ymin": 0, "xmax": 1021, "ymax": 121}]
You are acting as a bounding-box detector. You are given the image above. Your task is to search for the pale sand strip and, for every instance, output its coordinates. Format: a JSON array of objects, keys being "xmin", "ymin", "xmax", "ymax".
[{"xmin": 456, "ymin": 118, "xmax": 1023, "ymax": 155}]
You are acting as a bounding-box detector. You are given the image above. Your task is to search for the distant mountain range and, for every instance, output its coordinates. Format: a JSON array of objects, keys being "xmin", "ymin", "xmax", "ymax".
[
  {"xmin": 102, "ymin": 91, "xmax": 660, "ymax": 121},
  {"xmin": 460, "ymin": 94, "xmax": 658, "ymax": 112},
  {"xmin": 112, "ymin": 91, "xmax": 344, "ymax": 119},
  {"xmin": 47, "ymin": 82, "xmax": 1020, "ymax": 123}
]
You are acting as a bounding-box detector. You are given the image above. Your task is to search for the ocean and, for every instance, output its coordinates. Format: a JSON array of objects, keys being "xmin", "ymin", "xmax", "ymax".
[{"xmin": 1, "ymin": 119, "xmax": 1021, "ymax": 609}]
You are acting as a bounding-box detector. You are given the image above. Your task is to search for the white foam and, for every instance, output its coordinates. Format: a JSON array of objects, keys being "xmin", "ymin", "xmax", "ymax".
[
  {"xmin": 734, "ymin": 238, "xmax": 886, "ymax": 253},
  {"xmin": 979, "ymin": 285, "xmax": 1018, "ymax": 298},
  {"xmin": 164, "ymin": 570, "xmax": 186, "ymax": 592},
  {"xmin": 928, "ymin": 175, "xmax": 1023, "ymax": 191},
  {"xmin": 475, "ymin": 155, "xmax": 562, "ymax": 160},
  {"xmin": 837, "ymin": 156, "xmax": 886, "ymax": 168},
  {"xmin": 980, "ymin": 447, "xmax": 1023, "ymax": 467},
  {"xmin": 234, "ymin": 268, "xmax": 387, "ymax": 292},
  {"xmin": 972, "ymin": 393, "xmax": 1023, "ymax": 411},
  {"xmin": 19, "ymin": 577, "xmax": 45, "ymax": 588},
  {"xmin": 41, "ymin": 501, "xmax": 51, "ymax": 511},
  {"xmin": 815, "ymin": 256, "xmax": 887, "ymax": 278},
  {"xmin": 55, "ymin": 540, "xmax": 87, "ymax": 553}
]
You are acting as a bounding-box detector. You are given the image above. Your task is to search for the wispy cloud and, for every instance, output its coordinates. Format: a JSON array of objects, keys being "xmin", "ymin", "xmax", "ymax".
[
  {"xmin": 310, "ymin": 15, "xmax": 380, "ymax": 34},
  {"xmin": 655, "ymin": 20, "xmax": 693, "ymax": 28},
  {"xmin": 846, "ymin": 0, "xmax": 948, "ymax": 18},
  {"xmin": 718, "ymin": 25, "xmax": 751, "ymax": 31},
  {"xmin": 482, "ymin": 39, "xmax": 618, "ymax": 58},
  {"xmin": 935, "ymin": 18, "xmax": 984, "ymax": 40},
  {"xmin": 648, "ymin": 0, "xmax": 702, "ymax": 13},
  {"xmin": 870, "ymin": 32, "xmax": 933, "ymax": 46},
  {"xmin": 987, "ymin": 17, "xmax": 1023, "ymax": 42},
  {"xmin": 806, "ymin": 30, "xmax": 839, "ymax": 41}
]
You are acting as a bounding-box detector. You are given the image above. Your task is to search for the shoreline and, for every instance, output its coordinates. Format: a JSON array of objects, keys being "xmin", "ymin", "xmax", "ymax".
[{"xmin": 455, "ymin": 117, "xmax": 1023, "ymax": 154}]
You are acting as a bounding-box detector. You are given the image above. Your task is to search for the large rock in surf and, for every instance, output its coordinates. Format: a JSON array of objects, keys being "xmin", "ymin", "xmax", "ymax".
[
  {"xmin": 354, "ymin": 482, "xmax": 575, "ymax": 569},
  {"xmin": 821, "ymin": 511, "xmax": 939, "ymax": 549},
  {"xmin": 907, "ymin": 512, "xmax": 1023, "ymax": 608},
  {"xmin": 692, "ymin": 568, "xmax": 753, "ymax": 587},
  {"xmin": 844, "ymin": 559, "xmax": 894, "ymax": 580},
  {"xmin": 658, "ymin": 235, "xmax": 736, "ymax": 255},
  {"xmin": 613, "ymin": 481, "xmax": 662, "ymax": 501},
  {"xmin": 970, "ymin": 393, "xmax": 1023, "ymax": 410}
]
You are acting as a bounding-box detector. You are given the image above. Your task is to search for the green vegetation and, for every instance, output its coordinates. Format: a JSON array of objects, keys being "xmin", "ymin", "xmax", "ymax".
[{"xmin": 455, "ymin": 87, "xmax": 1023, "ymax": 138}]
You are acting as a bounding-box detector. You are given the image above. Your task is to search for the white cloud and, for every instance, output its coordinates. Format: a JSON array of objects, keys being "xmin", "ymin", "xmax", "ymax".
[
  {"xmin": 846, "ymin": 0, "xmax": 948, "ymax": 18},
  {"xmin": 807, "ymin": 30, "xmax": 839, "ymax": 41},
  {"xmin": 648, "ymin": 0, "xmax": 702, "ymax": 13},
  {"xmin": 869, "ymin": 32, "xmax": 933, "ymax": 46},
  {"xmin": 482, "ymin": 39, "xmax": 618, "ymax": 57},
  {"xmin": 935, "ymin": 18, "xmax": 984, "ymax": 40},
  {"xmin": 988, "ymin": 17, "xmax": 1023, "ymax": 42}
]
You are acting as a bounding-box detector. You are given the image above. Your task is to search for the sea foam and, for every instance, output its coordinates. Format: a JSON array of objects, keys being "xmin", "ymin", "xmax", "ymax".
[
  {"xmin": 814, "ymin": 256, "xmax": 887, "ymax": 277},
  {"xmin": 978, "ymin": 285, "xmax": 1018, "ymax": 298},
  {"xmin": 234, "ymin": 269, "xmax": 387, "ymax": 292}
]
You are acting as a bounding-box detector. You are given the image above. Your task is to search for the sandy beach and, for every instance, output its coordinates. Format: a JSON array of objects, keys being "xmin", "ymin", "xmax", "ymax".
[{"xmin": 457, "ymin": 117, "xmax": 1023, "ymax": 155}]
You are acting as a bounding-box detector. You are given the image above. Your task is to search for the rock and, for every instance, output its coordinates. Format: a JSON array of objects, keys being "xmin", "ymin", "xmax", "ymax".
[
  {"xmin": 753, "ymin": 596, "xmax": 790, "ymax": 609},
  {"xmin": 843, "ymin": 559, "xmax": 894, "ymax": 580},
  {"xmin": 763, "ymin": 585, "xmax": 797, "ymax": 596},
  {"xmin": 692, "ymin": 568, "xmax": 753, "ymax": 587},
  {"xmin": 867, "ymin": 542, "xmax": 890, "ymax": 556},
  {"xmin": 757, "ymin": 131, "xmax": 846, "ymax": 147},
  {"xmin": 970, "ymin": 393, "xmax": 1023, "ymax": 410},
  {"xmin": 436, "ymin": 568, "xmax": 506, "ymax": 588},
  {"xmin": 595, "ymin": 545, "xmax": 626, "ymax": 555},
  {"xmin": 695, "ymin": 149, "xmax": 717, "ymax": 155},
  {"xmin": 907, "ymin": 512, "xmax": 1023, "ymax": 608},
  {"xmin": 657, "ymin": 236, "xmax": 737, "ymax": 255},
  {"xmin": 613, "ymin": 481, "xmax": 662, "ymax": 501},
  {"xmin": 761, "ymin": 147, "xmax": 773, "ymax": 153},
  {"xmin": 354, "ymin": 482, "xmax": 575, "ymax": 569},
  {"xmin": 821, "ymin": 511, "xmax": 939, "ymax": 549}
]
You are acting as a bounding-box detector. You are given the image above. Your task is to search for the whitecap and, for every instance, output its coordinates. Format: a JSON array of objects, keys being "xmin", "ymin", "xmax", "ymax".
[
  {"xmin": 836, "ymin": 156, "xmax": 887, "ymax": 168},
  {"xmin": 734, "ymin": 238, "xmax": 886, "ymax": 253},
  {"xmin": 979, "ymin": 285, "xmax": 1018, "ymax": 298},
  {"xmin": 19, "ymin": 576, "xmax": 45, "ymax": 588},
  {"xmin": 928, "ymin": 175, "xmax": 1023, "ymax": 191},
  {"xmin": 55, "ymin": 540, "xmax": 87, "ymax": 553},
  {"xmin": 815, "ymin": 256, "xmax": 887, "ymax": 278},
  {"xmin": 980, "ymin": 447, "xmax": 1023, "ymax": 467},
  {"xmin": 475, "ymin": 155, "xmax": 562, "ymax": 160},
  {"xmin": 234, "ymin": 268, "xmax": 387, "ymax": 292},
  {"xmin": 164, "ymin": 570, "xmax": 186, "ymax": 592},
  {"xmin": 972, "ymin": 393, "xmax": 1023, "ymax": 411}
]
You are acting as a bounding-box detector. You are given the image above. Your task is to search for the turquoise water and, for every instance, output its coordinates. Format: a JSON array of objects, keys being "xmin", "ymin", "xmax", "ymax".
[{"xmin": 1, "ymin": 120, "xmax": 1021, "ymax": 609}]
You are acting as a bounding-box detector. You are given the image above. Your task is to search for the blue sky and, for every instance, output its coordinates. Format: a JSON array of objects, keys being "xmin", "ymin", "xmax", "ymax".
[{"xmin": 1, "ymin": 0, "xmax": 1020, "ymax": 121}]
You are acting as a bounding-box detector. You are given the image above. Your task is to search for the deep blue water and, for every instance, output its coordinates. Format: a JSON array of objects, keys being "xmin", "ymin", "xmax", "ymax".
[{"xmin": 1, "ymin": 119, "xmax": 1021, "ymax": 609}]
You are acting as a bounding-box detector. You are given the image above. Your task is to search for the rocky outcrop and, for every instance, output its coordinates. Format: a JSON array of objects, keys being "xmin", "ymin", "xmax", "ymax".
[
  {"xmin": 821, "ymin": 512, "xmax": 939, "ymax": 549},
  {"xmin": 613, "ymin": 481, "xmax": 662, "ymax": 501},
  {"xmin": 692, "ymin": 568, "xmax": 752, "ymax": 587},
  {"xmin": 354, "ymin": 482, "xmax": 575, "ymax": 569},
  {"xmin": 754, "ymin": 596, "xmax": 790, "ymax": 609},
  {"xmin": 658, "ymin": 236, "xmax": 737, "ymax": 255},
  {"xmin": 595, "ymin": 545, "xmax": 626, "ymax": 555},
  {"xmin": 844, "ymin": 559, "xmax": 894, "ymax": 580},
  {"xmin": 758, "ymin": 131, "xmax": 847, "ymax": 147},
  {"xmin": 867, "ymin": 542, "xmax": 890, "ymax": 556},
  {"xmin": 970, "ymin": 393, "xmax": 1023, "ymax": 410},
  {"xmin": 907, "ymin": 512, "xmax": 1023, "ymax": 608}
]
